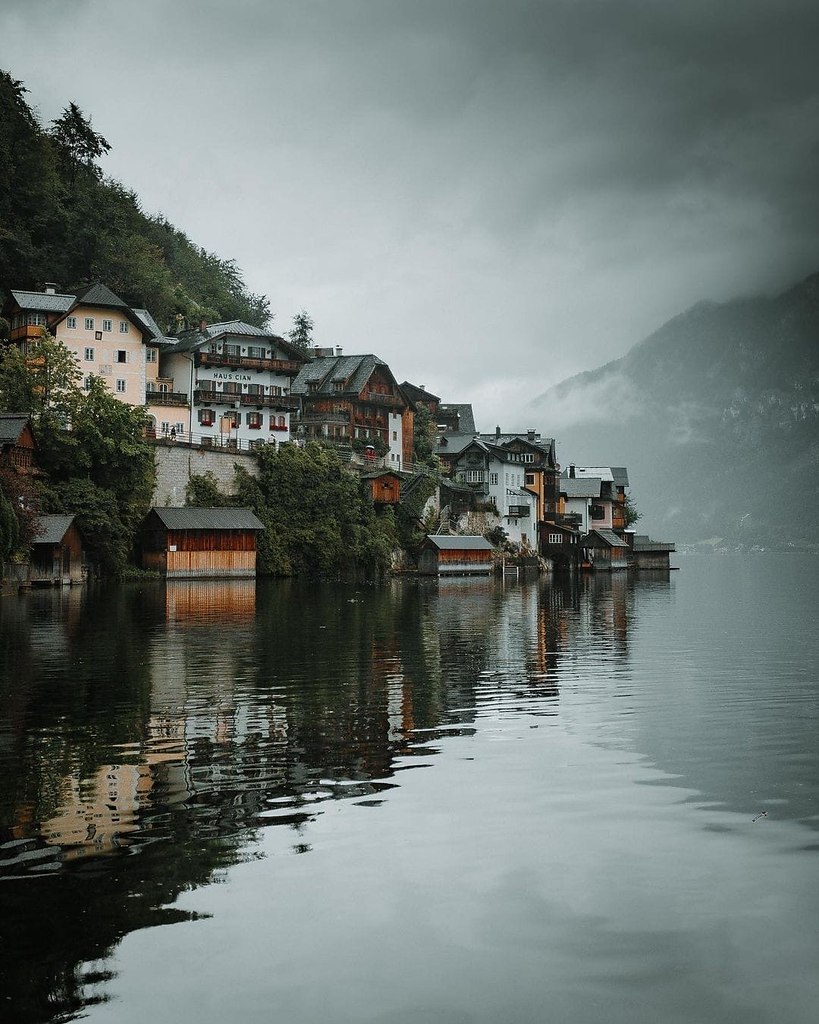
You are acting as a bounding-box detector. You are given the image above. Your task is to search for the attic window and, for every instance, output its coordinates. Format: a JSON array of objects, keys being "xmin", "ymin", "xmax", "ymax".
[
  {"xmin": 332, "ymin": 380, "xmax": 344, "ymax": 391},
  {"xmin": 308, "ymin": 381, "xmax": 319, "ymax": 392}
]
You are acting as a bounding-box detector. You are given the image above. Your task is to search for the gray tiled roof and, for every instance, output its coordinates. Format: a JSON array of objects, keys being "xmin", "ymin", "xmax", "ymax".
[
  {"xmin": 149, "ymin": 507, "xmax": 265, "ymax": 531},
  {"xmin": 561, "ymin": 477, "xmax": 602, "ymax": 498},
  {"xmin": 438, "ymin": 403, "xmax": 476, "ymax": 433},
  {"xmin": 425, "ymin": 534, "xmax": 495, "ymax": 551},
  {"xmin": 133, "ymin": 308, "xmax": 174, "ymax": 345},
  {"xmin": 611, "ymin": 466, "xmax": 630, "ymax": 488},
  {"xmin": 167, "ymin": 321, "xmax": 299, "ymax": 356},
  {"xmin": 33, "ymin": 515, "xmax": 76, "ymax": 545},
  {"xmin": 583, "ymin": 529, "xmax": 629, "ymax": 548},
  {"xmin": 10, "ymin": 290, "xmax": 74, "ymax": 313},
  {"xmin": 290, "ymin": 354, "xmax": 391, "ymax": 397},
  {"xmin": 0, "ymin": 414, "xmax": 30, "ymax": 445},
  {"xmin": 436, "ymin": 433, "xmax": 486, "ymax": 456},
  {"xmin": 400, "ymin": 381, "xmax": 441, "ymax": 405}
]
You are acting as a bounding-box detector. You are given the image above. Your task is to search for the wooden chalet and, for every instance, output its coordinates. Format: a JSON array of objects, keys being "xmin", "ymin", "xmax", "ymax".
[
  {"xmin": 29, "ymin": 515, "xmax": 84, "ymax": 586},
  {"xmin": 290, "ymin": 354, "xmax": 412, "ymax": 467},
  {"xmin": 141, "ymin": 507, "xmax": 265, "ymax": 578},
  {"xmin": 418, "ymin": 535, "xmax": 495, "ymax": 576},
  {"xmin": 400, "ymin": 381, "xmax": 440, "ymax": 417},
  {"xmin": 540, "ymin": 521, "xmax": 581, "ymax": 569},
  {"xmin": 0, "ymin": 414, "xmax": 37, "ymax": 476},
  {"xmin": 580, "ymin": 529, "xmax": 630, "ymax": 571}
]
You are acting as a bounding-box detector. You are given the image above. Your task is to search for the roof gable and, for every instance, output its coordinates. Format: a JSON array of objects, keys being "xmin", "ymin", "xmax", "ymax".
[
  {"xmin": 33, "ymin": 515, "xmax": 76, "ymax": 545},
  {"xmin": 424, "ymin": 534, "xmax": 495, "ymax": 551}
]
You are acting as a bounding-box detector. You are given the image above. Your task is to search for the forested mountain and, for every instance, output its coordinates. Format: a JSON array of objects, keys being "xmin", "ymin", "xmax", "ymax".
[
  {"xmin": 0, "ymin": 70, "xmax": 269, "ymax": 332},
  {"xmin": 530, "ymin": 272, "xmax": 819, "ymax": 548}
]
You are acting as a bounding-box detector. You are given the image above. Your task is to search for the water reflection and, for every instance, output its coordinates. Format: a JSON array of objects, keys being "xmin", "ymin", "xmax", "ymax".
[{"xmin": 6, "ymin": 564, "xmax": 807, "ymax": 1024}]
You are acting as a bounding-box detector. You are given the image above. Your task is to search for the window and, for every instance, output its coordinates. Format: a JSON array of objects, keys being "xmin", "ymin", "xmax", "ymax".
[
  {"xmin": 102, "ymin": 319, "xmax": 113, "ymax": 332},
  {"xmin": 525, "ymin": 473, "xmax": 535, "ymax": 485},
  {"xmin": 248, "ymin": 383, "xmax": 264, "ymax": 396},
  {"xmin": 278, "ymin": 415, "xmax": 286, "ymax": 428},
  {"xmin": 198, "ymin": 409, "xmax": 215, "ymax": 426},
  {"xmin": 175, "ymin": 422, "xmax": 185, "ymax": 434},
  {"xmin": 84, "ymin": 317, "xmax": 94, "ymax": 330},
  {"xmin": 270, "ymin": 385, "xmax": 282, "ymax": 396},
  {"xmin": 222, "ymin": 381, "xmax": 242, "ymax": 395},
  {"xmin": 548, "ymin": 533, "xmax": 562, "ymax": 544},
  {"xmin": 308, "ymin": 381, "xmax": 319, "ymax": 392},
  {"xmin": 222, "ymin": 411, "xmax": 240, "ymax": 428},
  {"xmin": 247, "ymin": 412, "xmax": 263, "ymax": 429},
  {"xmin": 224, "ymin": 344, "xmax": 242, "ymax": 358},
  {"xmin": 26, "ymin": 312, "xmax": 47, "ymax": 326},
  {"xmin": 84, "ymin": 347, "xmax": 95, "ymax": 361},
  {"xmin": 490, "ymin": 472, "xmax": 498, "ymax": 486},
  {"xmin": 84, "ymin": 376, "xmax": 93, "ymax": 390},
  {"xmin": 116, "ymin": 379, "xmax": 127, "ymax": 393},
  {"xmin": 119, "ymin": 321, "xmax": 129, "ymax": 334},
  {"xmin": 392, "ymin": 431, "xmax": 397, "ymax": 441},
  {"xmin": 160, "ymin": 421, "xmax": 170, "ymax": 434},
  {"xmin": 333, "ymin": 380, "xmax": 344, "ymax": 391},
  {"xmin": 116, "ymin": 350, "xmax": 127, "ymax": 363},
  {"xmin": 247, "ymin": 346, "xmax": 265, "ymax": 359},
  {"xmin": 146, "ymin": 348, "xmax": 158, "ymax": 363},
  {"xmin": 67, "ymin": 316, "xmax": 77, "ymax": 329}
]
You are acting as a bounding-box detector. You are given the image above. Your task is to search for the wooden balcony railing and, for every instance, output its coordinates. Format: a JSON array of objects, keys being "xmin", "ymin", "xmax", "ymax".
[
  {"xmin": 196, "ymin": 351, "xmax": 301, "ymax": 374},
  {"xmin": 145, "ymin": 389, "xmax": 189, "ymax": 406}
]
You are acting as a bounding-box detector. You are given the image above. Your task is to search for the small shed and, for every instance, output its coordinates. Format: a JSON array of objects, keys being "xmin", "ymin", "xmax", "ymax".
[
  {"xmin": 141, "ymin": 507, "xmax": 265, "ymax": 578},
  {"xmin": 363, "ymin": 469, "xmax": 402, "ymax": 505},
  {"xmin": 418, "ymin": 534, "xmax": 495, "ymax": 576},
  {"xmin": 632, "ymin": 535, "xmax": 676, "ymax": 570},
  {"xmin": 540, "ymin": 521, "xmax": 580, "ymax": 569},
  {"xmin": 30, "ymin": 515, "xmax": 84, "ymax": 585},
  {"xmin": 0, "ymin": 413, "xmax": 38, "ymax": 475},
  {"xmin": 580, "ymin": 529, "xmax": 630, "ymax": 570}
]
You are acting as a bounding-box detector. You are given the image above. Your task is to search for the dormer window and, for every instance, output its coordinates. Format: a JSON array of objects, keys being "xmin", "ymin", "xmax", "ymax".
[
  {"xmin": 332, "ymin": 380, "xmax": 344, "ymax": 391},
  {"xmin": 308, "ymin": 381, "xmax": 319, "ymax": 393}
]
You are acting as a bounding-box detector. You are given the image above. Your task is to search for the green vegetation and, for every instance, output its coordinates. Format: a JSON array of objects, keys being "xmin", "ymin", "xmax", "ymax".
[
  {"xmin": 0, "ymin": 70, "xmax": 269, "ymax": 329},
  {"xmin": 412, "ymin": 402, "xmax": 439, "ymax": 470},
  {"xmin": 288, "ymin": 310, "xmax": 314, "ymax": 355},
  {"xmin": 0, "ymin": 330, "xmax": 155, "ymax": 575},
  {"xmin": 189, "ymin": 441, "xmax": 399, "ymax": 578}
]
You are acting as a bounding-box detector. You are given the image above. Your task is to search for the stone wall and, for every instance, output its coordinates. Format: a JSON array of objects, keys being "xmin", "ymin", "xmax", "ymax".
[{"xmin": 153, "ymin": 444, "xmax": 259, "ymax": 507}]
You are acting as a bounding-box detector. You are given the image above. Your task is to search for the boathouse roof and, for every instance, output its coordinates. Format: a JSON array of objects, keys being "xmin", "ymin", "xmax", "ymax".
[
  {"xmin": 147, "ymin": 507, "xmax": 265, "ymax": 531},
  {"xmin": 423, "ymin": 535, "xmax": 495, "ymax": 551}
]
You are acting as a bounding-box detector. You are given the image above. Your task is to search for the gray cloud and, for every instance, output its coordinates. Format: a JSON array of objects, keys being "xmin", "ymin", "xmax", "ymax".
[{"xmin": 3, "ymin": 0, "xmax": 819, "ymax": 425}]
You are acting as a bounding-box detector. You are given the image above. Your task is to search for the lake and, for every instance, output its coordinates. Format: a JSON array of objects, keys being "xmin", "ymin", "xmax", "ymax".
[{"xmin": 1, "ymin": 556, "xmax": 818, "ymax": 1023}]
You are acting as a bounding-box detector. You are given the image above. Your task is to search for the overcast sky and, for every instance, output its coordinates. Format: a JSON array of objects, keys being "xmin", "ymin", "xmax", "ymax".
[{"xmin": 3, "ymin": 0, "xmax": 819, "ymax": 426}]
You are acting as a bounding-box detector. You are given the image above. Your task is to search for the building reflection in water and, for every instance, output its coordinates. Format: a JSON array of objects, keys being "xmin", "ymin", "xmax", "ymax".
[{"xmin": 0, "ymin": 569, "xmax": 660, "ymax": 1021}]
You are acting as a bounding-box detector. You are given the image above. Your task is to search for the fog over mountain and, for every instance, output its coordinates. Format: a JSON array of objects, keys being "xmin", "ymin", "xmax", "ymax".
[{"xmin": 528, "ymin": 272, "xmax": 819, "ymax": 547}]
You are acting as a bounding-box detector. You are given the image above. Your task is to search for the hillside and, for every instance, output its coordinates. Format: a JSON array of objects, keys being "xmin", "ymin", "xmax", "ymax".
[
  {"xmin": 529, "ymin": 273, "xmax": 819, "ymax": 547},
  {"xmin": 0, "ymin": 70, "xmax": 268, "ymax": 333}
]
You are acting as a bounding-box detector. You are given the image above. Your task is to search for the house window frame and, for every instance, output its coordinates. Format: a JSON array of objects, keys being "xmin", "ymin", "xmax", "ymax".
[
  {"xmin": 115, "ymin": 379, "xmax": 127, "ymax": 393},
  {"xmin": 102, "ymin": 318, "xmax": 113, "ymax": 332},
  {"xmin": 84, "ymin": 347, "xmax": 95, "ymax": 361},
  {"xmin": 84, "ymin": 317, "xmax": 94, "ymax": 331},
  {"xmin": 67, "ymin": 316, "xmax": 77, "ymax": 329}
]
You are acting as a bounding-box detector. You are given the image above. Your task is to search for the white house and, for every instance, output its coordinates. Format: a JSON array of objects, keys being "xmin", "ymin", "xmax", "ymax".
[{"xmin": 158, "ymin": 321, "xmax": 306, "ymax": 449}]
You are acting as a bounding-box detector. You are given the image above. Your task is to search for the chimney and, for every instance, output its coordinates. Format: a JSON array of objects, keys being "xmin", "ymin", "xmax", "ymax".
[
  {"xmin": 527, "ymin": 429, "xmax": 536, "ymax": 441},
  {"xmin": 495, "ymin": 425, "xmax": 501, "ymax": 438},
  {"xmin": 335, "ymin": 346, "xmax": 343, "ymax": 357},
  {"xmin": 569, "ymin": 464, "xmax": 575, "ymax": 478},
  {"xmin": 43, "ymin": 282, "xmax": 59, "ymax": 295}
]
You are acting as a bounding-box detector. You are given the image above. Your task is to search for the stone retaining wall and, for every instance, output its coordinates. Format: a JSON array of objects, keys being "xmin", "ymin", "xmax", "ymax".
[{"xmin": 153, "ymin": 445, "xmax": 259, "ymax": 506}]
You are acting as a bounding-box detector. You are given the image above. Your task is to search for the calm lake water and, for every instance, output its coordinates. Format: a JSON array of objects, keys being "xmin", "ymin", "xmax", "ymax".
[{"xmin": 1, "ymin": 556, "xmax": 818, "ymax": 1023}]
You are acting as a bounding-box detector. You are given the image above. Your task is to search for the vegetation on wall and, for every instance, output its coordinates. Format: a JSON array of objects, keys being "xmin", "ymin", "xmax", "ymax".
[
  {"xmin": 0, "ymin": 331, "xmax": 156, "ymax": 575},
  {"xmin": 0, "ymin": 70, "xmax": 269, "ymax": 331},
  {"xmin": 188, "ymin": 442, "xmax": 399, "ymax": 578}
]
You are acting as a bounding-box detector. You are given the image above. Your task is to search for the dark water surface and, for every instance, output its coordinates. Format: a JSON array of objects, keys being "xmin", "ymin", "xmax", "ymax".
[{"xmin": 1, "ymin": 556, "xmax": 818, "ymax": 1022}]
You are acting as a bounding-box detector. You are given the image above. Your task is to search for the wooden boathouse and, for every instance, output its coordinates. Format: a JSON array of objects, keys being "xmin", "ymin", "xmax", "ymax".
[
  {"xmin": 418, "ymin": 535, "xmax": 495, "ymax": 576},
  {"xmin": 29, "ymin": 515, "xmax": 84, "ymax": 586},
  {"xmin": 140, "ymin": 507, "xmax": 265, "ymax": 578},
  {"xmin": 580, "ymin": 529, "xmax": 630, "ymax": 570}
]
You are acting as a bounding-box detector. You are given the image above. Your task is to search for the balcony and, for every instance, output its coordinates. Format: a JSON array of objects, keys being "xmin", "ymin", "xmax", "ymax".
[
  {"xmin": 145, "ymin": 388, "xmax": 189, "ymax": 407},
  {"xmin": 196, "ymin": 350, "xmax": 301, "ymax": 375},
  {"xmin": 362, "ymin": 392, "xmax": 403, "ymax": 408},
  {"xmin": 291, "ymin": 412, "xmax": 350, "ymax": 426},
  {"xmin": 194, "ymin": 389, "xmax": 299, "ymax": 409}
]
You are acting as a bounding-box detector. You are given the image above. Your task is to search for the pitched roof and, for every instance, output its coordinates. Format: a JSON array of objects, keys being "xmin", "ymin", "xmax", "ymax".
[
  {"xmin": 148, "ymin": 507, "xmax": 265, "ymax": 531},
  {"xmin": 424, "ymin": 534, "xmax": 495, "ymax": 551},
  {"xmin": 9, "ymin": 290, "xmax": 74, "ymax": 313},
  {"xmin": 610, "ymin": 466, "xmax": 630, "ymax": 488},
  {"xmin": 0, "ymin": 414, "xmax": 30, "ymax": 445},
  {"xmin": 133, "ymin": 308, "xmax": 174, "ymax": 345},
  {"xmin": 582, "ymin": 529, "xmax": 629, "ymax": 548},
  {"xmin": 400, "ymin": 381, "xmax": 441, "ymax": 405},
  {"xmin": 437, "ymin": 403, "xmax": 476, "ymax": 433},
  {"xmin": 563, "ymin": 465, "xmax": 615, "ymax": 482},
  {"xmin": 167, "ymin": 321, "xmax": 301, "ymax": 357},
  {"xmin": 76, "ymin": 282, "xmax": 133, "ymax": 310},
  {"xmin": 561, "ymin": 477, "xmax": 602, "ymax": 498},
  {"xmin": 290, "ymin": 354, "xmax": 396, "ymax": 398},
  {"xmin": 33, "ymin": 515, "xmax": 76, "ymax": 545},
  {"xmin": 435, "ymin": 432, "xmax": 480, "ymax": 456}
]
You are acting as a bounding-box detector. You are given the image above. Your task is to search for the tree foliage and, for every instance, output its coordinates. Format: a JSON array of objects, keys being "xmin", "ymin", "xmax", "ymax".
[
  {"xmin": 622, "ymin": 492, "xmax": 642, "ymax": 527},
  {"xmin": 0, "ymin": 69, "xmax": 270, "ymax": 331},
  {"xmin": 0, "ymin": 331, "xmax": 155, "ymax": 575},
  {"xmin": 234, "ymin": 442, "xmax": 397, "ymax": 578},
  {"xmin": 412, "ymin": 403, "xmax": 439, "ymax": 470},
  {"xmin": 185, "ymin": 471, "xmax": 232, "ymax": 508},
  {"xmin": 288, "ymin": 310, "xmax": 314, "ymax": 355}
]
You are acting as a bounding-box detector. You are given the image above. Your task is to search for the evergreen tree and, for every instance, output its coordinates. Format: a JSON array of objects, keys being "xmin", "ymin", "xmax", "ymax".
[
  {"xmin": 288, "ymin": 310, "xmax": 314, "ymax": 355},
  {"xmin": 49, "ymin": 101, "xmax": 111, "ymax": 188}
]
